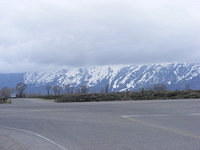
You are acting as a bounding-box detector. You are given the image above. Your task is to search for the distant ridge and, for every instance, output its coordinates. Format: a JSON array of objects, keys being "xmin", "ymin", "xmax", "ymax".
[
  {"xmin": 0, "ymin": 63, "xmax": 200, "ymax": 93},
  {"xmin": 24, "ymin": 63, "xmax": 200, "ymax": 92}
]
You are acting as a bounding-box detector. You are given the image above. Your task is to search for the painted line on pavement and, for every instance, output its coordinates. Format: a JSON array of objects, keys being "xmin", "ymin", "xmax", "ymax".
[
  {"xmin": 121, "ymin": 115, "xmax": 200, "ymax": 140},
  {"xmin": 0, "ymin": 125, "xmax": 67, "ymax": 150}
]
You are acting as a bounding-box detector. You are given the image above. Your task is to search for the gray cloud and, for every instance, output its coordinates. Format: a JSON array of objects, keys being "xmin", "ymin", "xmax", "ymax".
[{"xmin": 0, "ymin": 0, "xmax": 200, "ymax": 72}]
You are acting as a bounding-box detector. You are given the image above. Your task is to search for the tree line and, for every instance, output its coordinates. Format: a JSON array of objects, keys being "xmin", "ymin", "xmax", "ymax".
[
  {"xmin": 0, "ymin": 82, "xmax": 27, "ymax": 99},
  {"xmin": 45, "ymin": 84, "xmax": 109, "ymax": 96},
  {"xmin": 0, "ymin": 81, "xmax": 192, "ymax": 99}
]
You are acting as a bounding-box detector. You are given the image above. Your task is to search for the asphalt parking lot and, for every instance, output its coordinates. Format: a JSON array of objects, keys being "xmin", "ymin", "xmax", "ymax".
[{"xmin": 0, "ymin": 98, "xmax": 200, "ymax": 150}]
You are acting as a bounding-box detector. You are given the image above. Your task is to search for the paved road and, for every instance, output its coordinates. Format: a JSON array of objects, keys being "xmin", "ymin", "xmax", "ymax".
[{"xmin": 0, "ymin": 98, "xmax": 200, "ymax": 150}]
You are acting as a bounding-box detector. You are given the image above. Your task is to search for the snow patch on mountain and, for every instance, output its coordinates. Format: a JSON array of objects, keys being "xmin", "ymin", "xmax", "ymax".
[{"xmin": 24, "ymin": 63, "xmax": 200, "ymax": 91}]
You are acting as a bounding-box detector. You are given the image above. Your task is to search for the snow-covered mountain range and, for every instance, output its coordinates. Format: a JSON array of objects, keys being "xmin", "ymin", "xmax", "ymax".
[
  {"xmin": 24, "ymin": 63, "xmax": 200, "ymax": 92},
  {"xmin": 1, "ymin": 63, "xmax": 200, "ymax": 93}
]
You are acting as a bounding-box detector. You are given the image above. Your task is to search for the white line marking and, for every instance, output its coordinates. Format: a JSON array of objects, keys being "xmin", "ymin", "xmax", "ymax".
[
  {"xmin": 121, "ymin": 113, "xmax": 200, "ymax": 119},
  {"xmin": 121, "ymin": 114, "xmax": 200, "ymax": 139},
  {"xmin": 0, "ymin": 125, "xmax": 67, "ymax": 150},
  {"xmin": 190, "ymin": 113, "xmax": 200, "ymax": 116},
  {"xmin": 121, "ymin": 114, "xmax": 170, "ymax": 118}
]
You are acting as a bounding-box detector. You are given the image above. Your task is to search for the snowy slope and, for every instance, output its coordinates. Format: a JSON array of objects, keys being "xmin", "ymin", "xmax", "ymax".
[{"xmin": 23, "ymin": 63, "xmax": 200, "ymax": 92}]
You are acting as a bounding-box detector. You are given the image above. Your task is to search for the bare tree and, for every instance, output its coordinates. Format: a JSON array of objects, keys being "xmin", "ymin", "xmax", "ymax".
[
  {"xmin": 100, "ymin": 84, "xmax": 109, "ymax": 93},
  {"xmin": 0, "ymin": 87, "xmax": 12, "ymax": 99},
  {"xmin": 64, "ymin": 84, "xmax": 70, "ymax": 94},
  {"xmin": 80, "ymin": 85, "xmax": 88, "ymax": 94},
  {"xmin": 69, "ymin": 86, "xmax": 74, "ymax": 94},
  {"xmin": 16, "ymin": 82, "xmax": 27, "ymax": 98},
  {"xmin": 105, "ymin": 84, "xmax": 109, "ymax": 93},
  {"xmin": 45, "ymin": 85, "xmax": 52, "ymax": 96},
  {"xmin": 52, "ymin": 85, "xmax": 62, "ymax": 96}
]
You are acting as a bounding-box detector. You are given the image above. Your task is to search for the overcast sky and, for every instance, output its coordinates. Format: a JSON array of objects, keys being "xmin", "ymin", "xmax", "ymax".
[{"xmin": 0, "ymin": 0, "xmax": 200, "ymax": 72}]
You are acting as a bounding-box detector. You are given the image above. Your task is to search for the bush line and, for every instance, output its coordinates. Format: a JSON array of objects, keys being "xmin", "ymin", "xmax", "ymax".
[{"xmin": 27, "ymin": 90, "xmax": 200, "ymax": 103}]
